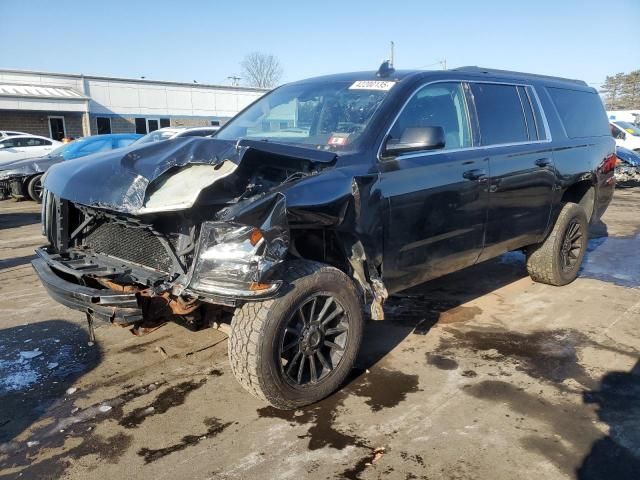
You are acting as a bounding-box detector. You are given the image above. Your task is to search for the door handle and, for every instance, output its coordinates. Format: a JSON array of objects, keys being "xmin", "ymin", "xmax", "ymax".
[
  {"xmin": 463, "ymin": 169, "xmax": 487, "ymax": 182},
  {"xmin": 535, "ymin": 158, "xmax": 552, "ymax": 168}
]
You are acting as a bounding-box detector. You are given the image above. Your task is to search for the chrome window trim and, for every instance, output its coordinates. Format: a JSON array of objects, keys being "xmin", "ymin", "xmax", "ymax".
[{"xmin": 377, "ymin": 79, "xmax": 553, "ymax": 162}]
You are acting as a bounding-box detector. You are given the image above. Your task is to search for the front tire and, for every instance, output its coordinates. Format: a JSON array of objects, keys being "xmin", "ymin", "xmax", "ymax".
[
  {"xmin": 526, "ymin": 202, "xmax": 588, "ymax": 286},
  {"xmin": 27, "ymin": 174, "xmax": 44, "ymax": 203},
  {"xmin": 228, "ymin": 260, "xmax": 363, "ymax": 409}
]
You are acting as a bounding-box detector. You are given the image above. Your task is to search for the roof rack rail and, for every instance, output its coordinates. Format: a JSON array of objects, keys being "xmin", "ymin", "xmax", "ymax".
[{"xmin": 453, "ymin": 66, "xmax": 587, "ymax": 86}]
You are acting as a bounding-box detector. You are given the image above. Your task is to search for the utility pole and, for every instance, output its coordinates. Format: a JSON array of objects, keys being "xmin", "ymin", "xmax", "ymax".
[
  {"xmin": 390, "ymin": 41, "xmax": 395, "ymax": 68},
  {"xmin": 227, "ymin": 76, "xmax": 241, "ymax": 87}
]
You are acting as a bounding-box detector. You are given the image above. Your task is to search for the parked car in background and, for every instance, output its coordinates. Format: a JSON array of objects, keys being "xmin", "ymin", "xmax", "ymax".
[
  {"xmin": 33, "ymin": 66, "xmax": 615, "ymax": 409},
  {"xmin": 0, "ymin": 130, "xmax": 29, "ymax": 139},
  {"xmin": 132, "ymin": 126, "xmax": 220, "ymax": 145},
  {"xmin": 610, "ymin": 121, "xmax": 640, "ymax": 151},
  {"xmin": 614, "ymin": 146, "xmax": 640, "ymax": 185},
  {"xmin": 0, "ymin": 133, "xmax": 141, "ymax": 202},
  {"xmin": 608, "ymin": 110, "xmax": 640, "ymax": 126},
  {"xmin": 0, "ymin": 134, "xmax": 62, "ymax": 163}
]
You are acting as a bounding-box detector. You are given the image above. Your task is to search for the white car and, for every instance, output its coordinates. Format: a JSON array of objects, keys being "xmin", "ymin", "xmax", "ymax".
[
  {"xmin": 0, "ymin": 134, "xmax": 62, "ymax": 164},
  {"xmin": 0, "ymin": 130, "xmax": 29, "ymax": 139},
  {"xmin": 132, "ymin": 126, "xmax": 220, "ymax": 145},
  {"xmin": 610, "ymin": 121, "xmax": 640, "ymax": 152}
]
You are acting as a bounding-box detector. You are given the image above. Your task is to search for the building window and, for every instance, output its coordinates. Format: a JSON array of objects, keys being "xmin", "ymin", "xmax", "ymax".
[
  {"xmin": 147, "ymin": 119, "xmax": 160, "ymax": 132},
  {"xmin": 135, "ymin": 117, "xmax": 171, "ymax": 134},
  {"xmin": 48, "ymin": 116, "xmax": 66, "ymax": 141},
  {"xmin": 210, "ymin": 120, "xmax": 220, "ymax": 126},
  {"xmin": 135, "ymin": 118, "xmax": 147, "ymax": 134},
  {"xmin": 96, "ymin": 117, "xmax": 112, "ymax": 135}
]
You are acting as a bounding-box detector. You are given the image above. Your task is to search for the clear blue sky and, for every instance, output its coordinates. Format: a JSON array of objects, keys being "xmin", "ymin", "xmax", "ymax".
[{"xmin": 0, "ymin": 0, "xmax": 638, "ymax": 88}]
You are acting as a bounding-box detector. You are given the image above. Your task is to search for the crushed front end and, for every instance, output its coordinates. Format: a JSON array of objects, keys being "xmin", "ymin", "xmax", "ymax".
[{"xmin": 33, "ymin": 187, "xmax": 289, "ymax": 334}]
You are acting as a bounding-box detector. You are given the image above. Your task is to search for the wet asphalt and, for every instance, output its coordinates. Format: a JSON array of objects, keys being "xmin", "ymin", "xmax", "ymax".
[{"xmin": 0, "ymin": 189, "xmax": 639, "ymax": 480}]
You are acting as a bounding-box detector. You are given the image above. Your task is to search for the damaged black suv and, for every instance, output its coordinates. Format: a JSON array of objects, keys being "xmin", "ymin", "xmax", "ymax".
[{"xmin": 33, "ymin": 66, "xmax": 615, "ymax": 409}]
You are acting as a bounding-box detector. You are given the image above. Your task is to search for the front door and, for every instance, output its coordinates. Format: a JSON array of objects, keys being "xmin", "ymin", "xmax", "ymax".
[
  {"xmin": 48, "ymin": 116, "xmax": 66, "ymax": 141},
  {"xmin": 380, "ymin": 81, "xmax": 489, "ymax": 294}
]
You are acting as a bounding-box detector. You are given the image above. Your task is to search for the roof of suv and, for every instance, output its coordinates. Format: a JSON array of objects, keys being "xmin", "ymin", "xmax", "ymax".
[{"xmin": 293, "ymin": 66, "xmax": 590, "ymax": 90}]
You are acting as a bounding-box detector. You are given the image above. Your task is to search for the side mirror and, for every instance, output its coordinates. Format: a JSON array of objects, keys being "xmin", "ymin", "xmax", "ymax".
[{"xmin": 383, "ymin": 126, "xmax": 446, "ymax": 157}]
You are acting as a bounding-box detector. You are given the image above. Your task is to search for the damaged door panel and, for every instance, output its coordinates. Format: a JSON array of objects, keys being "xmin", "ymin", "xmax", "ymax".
[{"xmin": 33, "ymin": 67, "xmax": 615, "ymax": 409}]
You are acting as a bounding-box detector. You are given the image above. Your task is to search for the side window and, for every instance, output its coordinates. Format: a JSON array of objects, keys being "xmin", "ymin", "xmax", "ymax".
[
  {"xmin": 471, "ymin": 83, "xmax": 528, "ymax": 145},
  {"xmin": 25, "ymin": 137, "xmax": 48, "ymax": 146},
  {"xmin": 526, "ymin": 87, "xmax": 547, "ymax": 140},
  {"xmin": 546, "ymin": 87, "xmax": 609, "ymax": 138},
  {"xmin": 77, "ymin": 139, "xmax": 111, "ymax": 155},
  {"xmin": 388, "ymin": 82, "xmax": 471, "ymax": 151},
  {"xmin": 114, "ymin": 138, "xmax": 136, "ymax": 148},
  {"xmin": 517, "ymin": 86, "xmax": 537, "ymax": 141}
]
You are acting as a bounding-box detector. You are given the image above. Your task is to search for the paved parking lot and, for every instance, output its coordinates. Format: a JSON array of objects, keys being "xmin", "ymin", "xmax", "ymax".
[{"xmin": 0, "ymin": 190, "xmax": 638, "ymax": 480}]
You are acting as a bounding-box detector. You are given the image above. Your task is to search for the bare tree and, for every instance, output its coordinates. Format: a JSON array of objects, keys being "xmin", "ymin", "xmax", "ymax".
[{"xmin": 241, "ymin": 52, "xmax": 283, "ymax": 89}]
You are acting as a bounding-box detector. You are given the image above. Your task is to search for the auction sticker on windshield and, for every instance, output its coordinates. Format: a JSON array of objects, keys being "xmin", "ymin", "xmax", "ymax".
[{"xmin": 349, "ymin": 80, "xmax": 396, "ymax": 91}]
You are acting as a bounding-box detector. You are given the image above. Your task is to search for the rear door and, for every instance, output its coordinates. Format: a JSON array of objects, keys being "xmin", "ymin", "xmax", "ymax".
[
  {"xmin": 469, "ymin": 82, "xmax": 556, "ymax": 260},
  {"xmin": 379, "ymin": 81, "xmax": 489, "ymax": 293}
]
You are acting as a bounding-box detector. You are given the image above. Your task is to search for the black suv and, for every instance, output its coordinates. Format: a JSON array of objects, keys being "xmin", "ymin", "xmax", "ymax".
[{"xmin": 33, "ymin": 66, "xmax": 615, "ymax": 409}]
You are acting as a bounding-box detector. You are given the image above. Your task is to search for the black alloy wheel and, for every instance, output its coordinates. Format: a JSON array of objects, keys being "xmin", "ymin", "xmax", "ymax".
[
  {"xmin": 279, "ymin": 294, "xmax": 349, "ymax": 386},
  {"xmin": 560, "ymin": 219, "xmax": 583, "ymax": 272}
]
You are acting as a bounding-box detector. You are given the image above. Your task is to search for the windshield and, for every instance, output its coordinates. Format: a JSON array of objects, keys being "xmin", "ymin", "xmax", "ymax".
[
  {"xmin": 614, "ymin": 121, "xmax": 640, "ymax": 136},
  {"xmin": 216, "ymin": 80, "xmax": 394, "ymax": 151},
  {"xmin": 133, "ymin": 129, "xmax": 179, "ymax": 145},
  {"xmin": 48, "ymin": 143, "xmax": 69, "ymax": 157}
]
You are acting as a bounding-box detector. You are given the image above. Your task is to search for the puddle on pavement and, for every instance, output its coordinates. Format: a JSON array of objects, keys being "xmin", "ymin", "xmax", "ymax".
[
  {"xmin": 384, "ymin": 296, "xmax": 482, "ymax": 334},
  {"xmin": 257, "ymin": 366, "xmax": 420, "ymax": 451},
  {"xmin": 0, "ymin": 431, "xmax": 134, "ymax": 480},
  {"xmin": 137, "ymin": 416, "xmax": 233, "ymax": 464},
  {"xmin": 0, "ymin": 320, "xmax": 101, "ymax": 444},
  {"xmin": 120, "ymin": 378, "xmax": 207, "ymax": 428},
  {"xmin": 426, "ymin": 354, "xmax": 459, "ymax": 370},
  {"xmin": 436, "ymin": 328, "xmax": 637, "ymax": 391},
  {"xmin": 463, "ymin": 379, "xmax": 617, "ymax": 476},
  {"xmin": 436, "ymin": 328, "xmax": 597, "ymax": 389},
  {"xmin": 0, "ymin": 370, "xmax": 219, "ymax": 476},
  {"xmin": 580, "ymin": 233, "xmax": 640, "ymax": 288}
]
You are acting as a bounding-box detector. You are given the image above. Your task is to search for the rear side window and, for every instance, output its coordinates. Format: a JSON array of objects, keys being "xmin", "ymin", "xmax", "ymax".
[
  {"xmin": 546, "ymin": 87, "xmax": 609, "ymax": 138},
  {"xmin": 471, "ymin": 83, "xmax": 528, "ymax": 145}
]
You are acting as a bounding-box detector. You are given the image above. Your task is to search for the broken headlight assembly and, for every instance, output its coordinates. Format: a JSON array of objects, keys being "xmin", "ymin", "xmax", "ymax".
[{"xmin": 188, "ymin": 221, "xmax": 285, "ymax": 297}]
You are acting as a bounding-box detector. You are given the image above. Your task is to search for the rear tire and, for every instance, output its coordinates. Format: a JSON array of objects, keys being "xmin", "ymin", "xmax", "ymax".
[
  {"xmin": 526, "ymin": 202, "xmax": 588, "ymax": 286},
  {"xmin": 27, "ymin": 174, "xmax": 44, "ymax": 203},
  {"xmin": 228, "ymin": 260, "xmax": 363, "ymax": 409}
]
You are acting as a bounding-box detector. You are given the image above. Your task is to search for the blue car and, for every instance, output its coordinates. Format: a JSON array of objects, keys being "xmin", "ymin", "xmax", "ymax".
[
  {"xmin": 615, "ymin": 146, "xmax": 640, "ymax": 185},
  {"xmin": 0, "ymin": 133, "xmax": 141, "ymax": 202}
]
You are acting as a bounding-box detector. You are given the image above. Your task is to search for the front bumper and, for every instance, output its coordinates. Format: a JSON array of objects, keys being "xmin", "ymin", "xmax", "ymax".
[{"xmin": 32, "ymin": 256, "xmax": 143, "ymax": 324}]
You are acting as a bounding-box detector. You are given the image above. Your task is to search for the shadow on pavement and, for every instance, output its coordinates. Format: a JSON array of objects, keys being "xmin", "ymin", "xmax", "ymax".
[
  {"xmin": 0, "ymin": 319, "xmax": 102, "ymax": 445},
  {"xmin": 0, "ymin": 211, "xmax": 41, "ymax": 230},
  {"xmin": 0, "ymin": 255, "xmax": 37, "ymax": 270},
  {"xmin": 578, "ymin": 360, "xmax": 640, "ymax": 480},
  {"xmin": 355, "ymin": 252, "xmax": 528, "ymax": 373}
]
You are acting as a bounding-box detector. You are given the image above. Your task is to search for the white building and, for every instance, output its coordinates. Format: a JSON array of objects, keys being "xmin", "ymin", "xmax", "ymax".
[{"xmin": 0, "ymin": 68, "xmax": 267, "ymax": 140}]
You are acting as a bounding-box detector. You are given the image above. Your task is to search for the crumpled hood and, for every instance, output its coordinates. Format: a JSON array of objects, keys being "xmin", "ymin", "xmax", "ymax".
[{"xmin": 43, "ymin": 137, "xmax": 337, "ymax": 214}]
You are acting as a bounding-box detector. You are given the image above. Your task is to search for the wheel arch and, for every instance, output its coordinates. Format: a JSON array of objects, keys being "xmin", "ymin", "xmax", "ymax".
[{"xmin": 560, "ymin": 180, "xmax": 596, "ymax": 222}]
